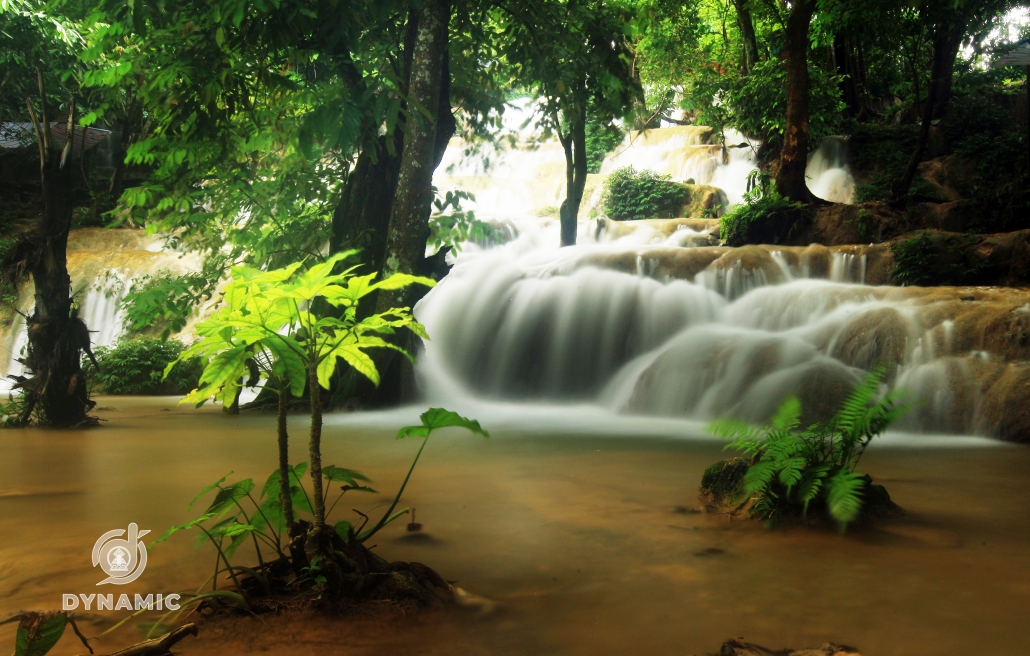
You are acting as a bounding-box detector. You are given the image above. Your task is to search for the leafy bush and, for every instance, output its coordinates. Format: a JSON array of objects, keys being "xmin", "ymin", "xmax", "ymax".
[
  {"xmin": 121, "ymin": 256, "xmax": 227, "ymax": 339},
  {"xmin": 601, "ymin": 166, "xmax": 685, "ymax": 220},
  {"xmin": 428, "ymin": 189, "xmax": 504, "ymax": 253},
  {"xmin": 891, "ymin": 230, "xmax": 986, "ymax": 286},
  {"xmin": 88, "ymin": 338, "xmax": 202, "ymax": 394},
  {"xmin": 723, "ymin": 58, "xmax": 845, "ymax": 144},
  {"xmin": 585, "ymin": 114, "xmax": 625, "ymax": 173},
  {"xmin": 719, "ymin": 171, "xmax": 810, "ymax": 246},
  {"xmin": 708, "ymin": 370, "xmax": 910, "ymax": 530}
]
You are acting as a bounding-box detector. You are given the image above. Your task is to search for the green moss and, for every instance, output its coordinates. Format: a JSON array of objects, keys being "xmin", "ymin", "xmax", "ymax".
[
  {"xmin": 700, "ymin": 458, "xmax": 748, "ymax": 500},
  {"xmin": 720, "ymin": 190, "xmax": 810, "ymax": 246},
  {"xmin": 891, "ymin": 230, "xmax": 986, "ymax": 286}
]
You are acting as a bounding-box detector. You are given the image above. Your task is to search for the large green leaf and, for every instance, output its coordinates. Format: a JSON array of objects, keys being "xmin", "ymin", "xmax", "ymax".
[
  {"xmin": 396, "ymin": 408, "xmax": 490, "ymax": 440},
  {"xmin": 13, "ymin": 612, "xmax": 66, "ymax": 656}
]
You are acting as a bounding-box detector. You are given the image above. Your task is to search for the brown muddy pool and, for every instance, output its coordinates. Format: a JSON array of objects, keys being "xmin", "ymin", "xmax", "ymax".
[{"xmin": 1, "ymin": 397, "xmax": 1029, "ymax": 655}]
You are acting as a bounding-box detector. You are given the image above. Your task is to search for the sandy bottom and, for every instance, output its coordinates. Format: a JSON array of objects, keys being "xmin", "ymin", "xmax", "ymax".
[{"xmin": 1, "ymin": 397, "xmax": 1029, "ymax": 655}]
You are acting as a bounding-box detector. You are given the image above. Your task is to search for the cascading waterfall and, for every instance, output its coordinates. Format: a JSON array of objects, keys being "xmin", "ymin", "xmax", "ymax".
[
  {"xmin": 416, "ymin": 117, "xmax": 1028, "ymax": 439},
  {"xmin": 415, "ymin": 219, "xmax": 1020, "ymax": 437}
]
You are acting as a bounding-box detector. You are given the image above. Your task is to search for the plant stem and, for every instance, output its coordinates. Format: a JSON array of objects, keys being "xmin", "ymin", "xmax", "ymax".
[
  {"xmin": 363, "ymin": 435, "xmax": 429, "ymax": 540},
  {"xmin": 277, "ymin": 380, "xmax": 294, "ymax": 530},
  {"xmin": 308, "ymin": 363, "xmax": 325, "ymax": 529}
]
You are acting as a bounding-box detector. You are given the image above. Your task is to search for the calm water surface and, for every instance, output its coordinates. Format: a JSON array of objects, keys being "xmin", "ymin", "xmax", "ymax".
[{"xmin": 1, "ymin": 397, "xmax": 1029, "ymax": 655}]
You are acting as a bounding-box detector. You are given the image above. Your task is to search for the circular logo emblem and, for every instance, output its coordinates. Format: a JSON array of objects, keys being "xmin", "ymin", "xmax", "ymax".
[{"xmin": 92, "ymin": 523, "xmax": 150, "ymax": 585}]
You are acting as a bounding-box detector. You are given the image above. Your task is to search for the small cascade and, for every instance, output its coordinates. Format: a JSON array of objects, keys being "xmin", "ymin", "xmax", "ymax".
[
  {"xmin": 0, "ymin": 229, "xmax": 202, "ymax": 387},
  {"xmin": 806, "ymin": 136, "xmax": 856, "ymax": 204}
]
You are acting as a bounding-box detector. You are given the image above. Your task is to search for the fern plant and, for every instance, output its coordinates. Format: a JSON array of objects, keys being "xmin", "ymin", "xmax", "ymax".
[{"xmin": 708, "ymin": 369, "xmax": 911, "ymax": 529}]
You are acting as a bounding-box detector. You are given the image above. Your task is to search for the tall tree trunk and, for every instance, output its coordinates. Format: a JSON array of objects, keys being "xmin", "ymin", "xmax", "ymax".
[
  {"xmin": 557, "ymin": 95, "xmax": 587, "ymax": 247},
  {"xmin": 376, "ymin": 0, "xmax": 450, "ymax": 314},
  {"xmin": 893, "ymin": 21, "xmax": 964, "ymax": 202},
  {"xmin": 329, "ymin": 9, "xmax": 419, "ymax": 269},
  {"xmin": 733, "ymin": 0, "xmax": 759, "ymax": 74},
  {"xmin": 330, "ymin": 136, "xmax": 403, "ymax": 271},
  {"xmin": 834, "ymin": 38, "xmax": 861, "ymax": 118},
  {"xmin": 774, "ymin": 0, "xmax": 817, "ymax": 203},
  {"xmin": 17, "ymin": 80, "xmax": 95, "ymax": 427}
]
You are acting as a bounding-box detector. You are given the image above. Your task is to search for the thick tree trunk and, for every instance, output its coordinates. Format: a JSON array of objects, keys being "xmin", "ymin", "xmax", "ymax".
[
  {"xmin": 16, "ymin": 86, "xmax": 95, "ymax": 427},
  {"xmin": 733, "ymin": 0, "xmax": 759, "ymax": 74},
  {"xmin": 931, "ymin": 23, "xmax": 965, "ymax": 120},
  {"xmin": 376, "ymin": 0, "xmax": 450, "ymax": 314},
  {"xmin": 775, "ymin": 0, "xmax": 817, "ymax": 203},
  {"xmin": 558, "ymin": 97, "xmax": 587, "ymax": 247},
  {"xmin": 834, "ymin": 38, "xmax": 862, "ymax": 118},
  {"xmin": 330, "ymin": 137, "xmax": 403, "ymax": 271}
]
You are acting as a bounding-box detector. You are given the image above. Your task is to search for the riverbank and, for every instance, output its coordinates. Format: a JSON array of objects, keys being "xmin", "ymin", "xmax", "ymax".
[{"xmin": 1, "ymin": 397, "xmax": 1028, "ymax": 655}]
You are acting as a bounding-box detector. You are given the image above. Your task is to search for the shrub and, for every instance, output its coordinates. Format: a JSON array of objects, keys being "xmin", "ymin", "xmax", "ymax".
[
  {"xmin": 707, "ymin": 370, "xmax": 910, "ymax": 530},
  {"xmin": 891, "ymin": 230, "xmax": 986, "ymax": 286},
  {"xmin": 88, "ymin": 338, "xmax": 203, "ymax": 395},
  {"xmin": 585, "ymin": 115, "xmax": 625, "ymax": 174},
  {"xmin": 601, "ymin": 166, "xmax": 686, "ymax": 220},
  {"xmin": 719, "ymin": 172, "xmax": 810, "ymax": 246}
]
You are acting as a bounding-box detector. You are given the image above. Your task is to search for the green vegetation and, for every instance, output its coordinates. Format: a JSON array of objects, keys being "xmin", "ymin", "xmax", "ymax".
[
  {"xmin": 585, "ymin": 113, "xmax": 625, "ymax": 174},
  {"xmin": 120, "ymin": 257, "xmax": 228, "ymax": 340},
  {"xmin": 87, "ymin": 338, "xmax": 202, "ymax": 395},
  {"xmin": 720, "ymin": 172, "xmax": 810, "ymax": 246},
  {"xmin": 707, "ymin": 370, "xmax": 911, "ymax": 530},
  {"xmin": 891, "ymin": 230, "xmax": 986, "ymax": 287},
  {"xmin": 601, "ymin": 166, "xmax": 685, "ymax": 221},
  {"xmin": 427, "ymin": 190, "xmax": 503, "ymax": 254}
]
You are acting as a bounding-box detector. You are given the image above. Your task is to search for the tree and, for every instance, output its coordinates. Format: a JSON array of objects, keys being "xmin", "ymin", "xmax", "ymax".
[
  {"xmin": 893, "ymin": 0, "xmax": 1022, "ymax": 202},
  {"xmin": 495, "ymin": 0, "xmax": 638, "ymax": 246},
  {"xmin": 774, "ymin": 0, "xmax": 818, "ymax": 203},
  {"xmin": 0, "ymin": 1, "xmax": 100, "ymax": 426}
]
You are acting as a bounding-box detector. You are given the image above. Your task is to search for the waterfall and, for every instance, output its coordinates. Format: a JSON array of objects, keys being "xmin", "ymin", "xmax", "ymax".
[
  {"xmin": 0, "ymin": 229, "xmax": 203, "ymax": 389},
  {"xmin": 418, "ymin": 113, "xmax": 1011, "ymax": 435},
  {"xmin": 415, "ymin": 214, "xmax": 1028, "ymax": 438},
  {"xmin": 806, "ymin": 136, "xmax": 856, "ymax": 204}
]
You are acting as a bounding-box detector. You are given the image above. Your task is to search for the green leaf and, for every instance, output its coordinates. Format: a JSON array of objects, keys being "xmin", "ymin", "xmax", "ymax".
[
  {"xmin": 333, "ymin": 520, "xmax": 354, "ymax": 542},
  {"xmin": 188, "ymin": 472, "xmax": 232, "ymax": 510},
  {"xmin": 14, "ymin": 612, "xmax": 66, "ymax": 656},
  {"xmin": 150, "ymin": 512, "xmax": 217, "ymax": 546},
  {"xmin": 204, "ymin": 479, "xmax": 255, "ymax": 517},
  {"xmin": 322, "ymin": 465, "xmax": 371, "ymax": 486},
  {"xmin": 396, "ymin": 407, "xmax": 489, "ymax": 440},
  {"xmin": 333, "ymin": 345, "xmax": 378, "ymax": 386}
]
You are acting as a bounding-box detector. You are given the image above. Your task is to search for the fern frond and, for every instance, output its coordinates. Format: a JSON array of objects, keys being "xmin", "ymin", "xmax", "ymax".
[
  {"xmin": 835, "ymin": 368, "xmax": 885, "ymax": 438},
  {"xmin": 796, "ymin": 463, "xmax": 831, "ymax": 515},
  {"xmin": 770, "ymin": 395, "xmax": 802, "ymax": 432},
  {"xmin": 826, "ymin": 469, "xmax": 865, "ymax": 529},
  {"xmin": 777, "ymin": 456, "xmax": 807, "ymax": 493},
  {"xmin": 742, "ymin": 460, "xmax": 778, "ymax": 496}
]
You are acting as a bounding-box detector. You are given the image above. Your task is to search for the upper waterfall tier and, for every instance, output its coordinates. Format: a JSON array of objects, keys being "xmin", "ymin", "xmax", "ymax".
[{"xmin": 435, "ymin": 105, "xmax": 854, "ymax": 219}]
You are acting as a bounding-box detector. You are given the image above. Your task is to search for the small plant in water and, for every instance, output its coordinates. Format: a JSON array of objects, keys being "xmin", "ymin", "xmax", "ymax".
[{"xmin": 707, "ymin": 369, "xmax": 911, "ymax": 530}]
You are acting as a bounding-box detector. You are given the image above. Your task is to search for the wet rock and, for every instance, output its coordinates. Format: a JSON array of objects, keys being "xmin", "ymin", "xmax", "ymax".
[
  {"xmin": 696, "ymin": 637, "xmax": 861, "ymax": 656},
  {"xmin": 698, "ymin": 458, "xmax": 753, "ymax": 516}
]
